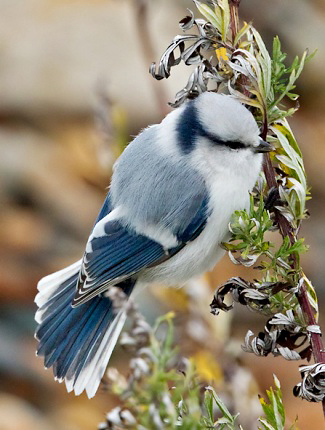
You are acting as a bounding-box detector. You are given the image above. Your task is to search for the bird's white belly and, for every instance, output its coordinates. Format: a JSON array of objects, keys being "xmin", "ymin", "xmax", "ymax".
[
  {"xmin": 140, "ymin": 177, "xmax": 250, "ymax": 285},
  {"xmin": 139, "ymin": 149, "xmax": 262, "ymax": 286},
  {"xmin": 140, "ymin": 218, "xmax": 226, "ymax": 285}
]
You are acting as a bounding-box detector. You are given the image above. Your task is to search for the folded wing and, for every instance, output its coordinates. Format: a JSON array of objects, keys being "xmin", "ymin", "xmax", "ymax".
[
  {"xmin": 73, "ymin": 193, "xmax": 210, "ymax": 307},
  {"xmin": 73, "ymin": 218, "xmax": 167, "ymax": 306}
]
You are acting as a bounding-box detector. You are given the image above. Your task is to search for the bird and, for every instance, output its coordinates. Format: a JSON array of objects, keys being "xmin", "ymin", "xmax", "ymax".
[{"xmin": 35, "ymin": 92, "xmax": 272, "ymax": 398}]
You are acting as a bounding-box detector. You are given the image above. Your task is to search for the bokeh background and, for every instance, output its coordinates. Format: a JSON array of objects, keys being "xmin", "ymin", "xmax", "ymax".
[{"xmin": 0, "ymin": 0, "xmax": 325, "ymax": 429}]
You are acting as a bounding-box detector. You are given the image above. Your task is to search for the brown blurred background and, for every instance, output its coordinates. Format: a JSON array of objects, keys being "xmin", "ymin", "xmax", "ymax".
[{"xmin": 0, "ymin": 0, "xmax": 324, "ymax": 429}]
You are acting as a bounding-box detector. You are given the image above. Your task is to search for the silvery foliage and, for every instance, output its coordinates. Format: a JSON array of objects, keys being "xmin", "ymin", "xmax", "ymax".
[
  {"xmin": 150, "ymin": 9, "xmax": 224, "ymax": 107},
  {"xmin": 211, "ymin": 277, "xmax": 311, "ymax": 361},
  {"xmin": 151, "ymin": 0, "xmax": 322, "ymax": 403},
  {"xmin": 294, "ymin": 364, "xmax": 325, "ymax": 403},
  {"xmin": 151, "ymin": 0, "xmax": 310, "ymax": 225}
]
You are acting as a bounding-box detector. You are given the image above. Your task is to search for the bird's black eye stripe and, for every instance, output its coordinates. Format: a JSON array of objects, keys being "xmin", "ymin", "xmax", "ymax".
[
  {"xmin": 223, "ymin": 140, "xmax": 247, "ymax": 150},
  {"xmin": 199, "ymin": 128, "xmax": 247, "ymax": 150},
  {"xmin": 176, "ymin": 101, "xmax": 247, "ymax": 153}
]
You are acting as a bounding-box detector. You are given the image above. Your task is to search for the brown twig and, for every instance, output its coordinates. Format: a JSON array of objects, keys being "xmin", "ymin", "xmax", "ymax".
[
  {"xmin": 132, "ymin": 0, "xmax": 170, "ymax": 117},
  {"xmin": 230, "ymin": 0, "xmax": 325, "ymax": 416},
  {"xmin": 229, "ymin": 0, "xmax": 240, "ymax": 44}
]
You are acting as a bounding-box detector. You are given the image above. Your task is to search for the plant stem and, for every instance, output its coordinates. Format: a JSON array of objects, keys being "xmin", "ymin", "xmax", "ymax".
[
  {"xmin": 230, "ymin": 0, "xmax": 325, "ymax": 415},
  {"xmin": 260, "ymin": 135, "xmax": 325, "ymax": 368},
  {"xmin": 262, "ymin": 152, "xmax": 325, "ymax": 417},
  {"xmin": 229, "ymin": 0, "xmax": 240, "ymax": 44}
]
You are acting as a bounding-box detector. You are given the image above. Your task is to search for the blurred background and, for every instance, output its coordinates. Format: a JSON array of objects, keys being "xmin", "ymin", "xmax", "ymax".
[{"xmin": 0, "ymin": 0, "xmax": 324, "ymax": 428}]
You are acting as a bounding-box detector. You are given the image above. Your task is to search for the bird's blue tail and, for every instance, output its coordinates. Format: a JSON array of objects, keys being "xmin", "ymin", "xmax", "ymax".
[{"xmin": 35, "ymin": 260, "xmax": 134, "ymax": 398}]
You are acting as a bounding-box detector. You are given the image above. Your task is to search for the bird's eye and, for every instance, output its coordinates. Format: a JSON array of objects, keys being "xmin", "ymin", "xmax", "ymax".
[{"xmin": 224, "ymin": 141, "xmax": 247, "ymax": 150}]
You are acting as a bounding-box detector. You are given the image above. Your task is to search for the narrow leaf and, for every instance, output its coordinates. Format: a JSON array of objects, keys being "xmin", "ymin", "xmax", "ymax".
[
  {"xmin": 218, "ymin": 0, "xmax": 230, "ymax": 42},
  {"xmin": 234, "ymin": 21, "xmax": 251, "ymax": 46},
  {"xmin": 193, "ymin": 0, "xmax": 222, "ymax": 33},
  {"xmin": 252, "ymin": 27, "xmax": 272, "ymax": 98}
]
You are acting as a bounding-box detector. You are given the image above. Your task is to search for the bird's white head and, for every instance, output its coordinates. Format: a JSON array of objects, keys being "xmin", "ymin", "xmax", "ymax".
[
  {"xmin": 175, "ymin": 92, "xmax": 272, "ymax": 155},
  {"xmin": 173, "ymin": 92, "xmax": 272, "ymax": 177},
  {"xmin": 196, "ymin": 92, "xmax": 261, "ymax": 148}
]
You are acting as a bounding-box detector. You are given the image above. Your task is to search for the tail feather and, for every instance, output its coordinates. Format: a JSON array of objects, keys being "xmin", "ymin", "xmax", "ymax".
[
  {"xmin": 36, "ymin": 260, "xmax": 82, "ymax": 305},
  {"xmin": 43, "ymin": 297, "xmax": 100, "ymax": 371},
  {"xmin": 70, "ymin": 310, "xmax": 127, "ymax": 397},
  {"xmin": 35, "ymin": 283, "xmax": 77, "ymax": 343},
  {"xmin": 35, "ymin": 262, "xmax": 81, "ymax": 324},
  {"xmin": 35, "ymin": 262, "xmax": 134, "ymax": 398},
  {"xmin": 54, "ymin": 300, "xmax": 110, "ymax": 381}
]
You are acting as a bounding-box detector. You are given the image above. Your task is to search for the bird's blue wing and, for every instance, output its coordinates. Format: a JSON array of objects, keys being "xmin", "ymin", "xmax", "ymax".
[
  {"xmin": 73, "ymin": 192, "xmax": 210, "ymax": 307},
  {"xmin": 73, "ymin": 220, "xmax": 166, "ymax": 306},
  {"xmin": 175, "ymin": 194, "xmax": 210, "ymax": 243},
  {"xmin": 93, "ymin": 193, "xmax": 113, "ymax": 225}
]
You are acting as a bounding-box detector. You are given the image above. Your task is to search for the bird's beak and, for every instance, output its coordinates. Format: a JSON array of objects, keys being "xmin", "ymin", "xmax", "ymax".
[{"xmin": 254, "ymin": 139, "xmax": 274, "ymax": 153}]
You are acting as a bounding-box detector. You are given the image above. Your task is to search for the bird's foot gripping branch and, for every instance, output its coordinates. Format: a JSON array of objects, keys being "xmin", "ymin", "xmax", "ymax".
[{"xmin": 151, "ymin": 0, "xmax": 325, "ymax": 412}]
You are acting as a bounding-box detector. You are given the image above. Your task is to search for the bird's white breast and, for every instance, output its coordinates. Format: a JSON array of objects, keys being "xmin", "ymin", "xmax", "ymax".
[{"xmin": 140, "ymin": 147, "xmax": 263, "ymax": 286}]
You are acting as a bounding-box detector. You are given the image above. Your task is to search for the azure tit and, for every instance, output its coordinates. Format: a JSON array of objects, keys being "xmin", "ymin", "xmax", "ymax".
[{"xmin": 35, "ymin": 92, "xmax": 272, "ymax": 398}]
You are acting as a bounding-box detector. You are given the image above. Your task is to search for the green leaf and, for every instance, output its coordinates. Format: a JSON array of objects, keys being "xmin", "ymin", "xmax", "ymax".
[
  {"xmin": 273, "ymin": 374, "xmax": 281, "ymax": 390},
  {"xmin": 205, "ymin": 386, "xmax": 237, "ymax": 425},
  {"xmin": 259, "ymin": 418, "xmax": 276, "ymax": 430},
  {"xmin": 303, "ymin": 273, "xmax": 318, "ymax": 314},
  {"xmin": 193, "ymin": 0, "xmax": 222, "ymax": 33},
  {"xmin": 252, "ymin": 27, "xmax": 272, "ymax": 99},
  {"xmin": 204, "ymin": 390, "xmax": 214, "ymax": 422},
  {"xmin": 234, "ymin": 21, "xmax": 251, "ymax": 46},
  {"xmin": 271, "ymin": 41, "xmax": 308, "ymax": 109},
  {"xmin": 218, "ymin": 0, "xmax": 230, "ymax": 42},
  {"xmin": 228, "ymin": 81, "xmax": 263, "ymax": 110},
  {"xmin": 259, "ymin": 376, "xmax": 287, "ymax": 430},
  {"xmin": 276, "ymin": 120, "xmax": 303, "ymax": 157},
  {"xmin": 272, "ymin": 124, "xmax": 306, "ymax": 194}
]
